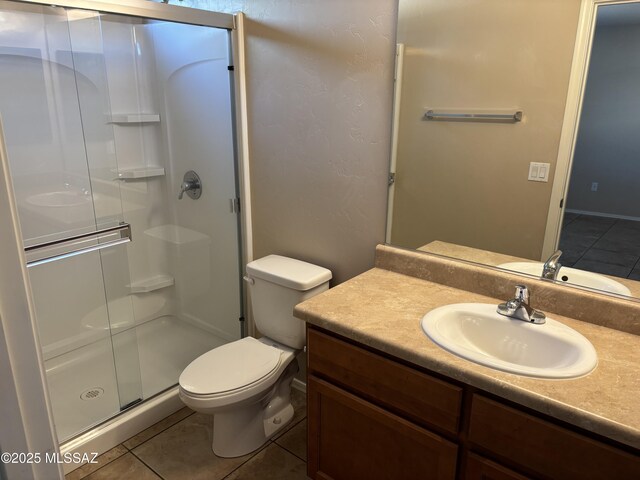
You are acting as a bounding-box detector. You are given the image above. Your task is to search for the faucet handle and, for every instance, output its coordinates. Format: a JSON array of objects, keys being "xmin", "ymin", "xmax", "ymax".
[
  {"xmin": 513, "ymin": 285, "xmax": 529, "ymax": 303},
  {"xmin": 178, "ymin": 170, "xmax": 202, "ymax": 200}
]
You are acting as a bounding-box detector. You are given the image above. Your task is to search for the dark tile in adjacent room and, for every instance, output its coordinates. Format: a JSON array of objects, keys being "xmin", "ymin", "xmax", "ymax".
[
  {"xmin": 562, "ymin": 212, "xmax": 580, "ymax": 226},
  {"xmin": 603, "ymin": 223, "xmax": 640, "ymax": 241},
  {"xmin": 562, "ymin": 215, "xmax": 614, "ymax": 237},
  {"xmin": 132, "ymin": 412, "xmax": 254, "ymax": 480},
  {"xmin": 224, "ymin": 443, "xmax": 308, "ymax": 480},
  {"xmin": 554, "ymin": 248, "xmax": 585, "ymax": 267},
  {"xmin": 572, "ymin": 259, "xmax": 632, "ymax": 278},
  {"xmin": 559, "ymin": 231, "xmax": 599, "ymax": 251},
  {"xmin": 627, "ymin": 265, "xmax": 640, "ymax": 281},
  {"xmin": 83, "ymin": 453, "xmax": 160, "ymax": 480},
  {"xmin": 575, "ymin": 214, "xmax": 617, "ymax": 226},
  {"xmin": 581, "ymin": 248, "xmax": 638, "ymax": 269},
  {"xmin": 592, "ymin": 236, "xmax": 640, "ymax": 257},
  {"xmin": 613, "ymin": 218, "xmax": 640, "ymax": 232}
]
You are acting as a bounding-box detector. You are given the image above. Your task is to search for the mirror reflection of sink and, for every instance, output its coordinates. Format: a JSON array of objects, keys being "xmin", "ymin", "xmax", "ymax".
[
  {"xmin": 26, "ymin": 190, "xmax": 92, "ymax": 208},
  {"xmin": 421, "ymin": 303, "xmax": 597, "ymax": 378},
  {"xmin": 497, "ymin": 262, "xmax": 631, "ymax": 297}
]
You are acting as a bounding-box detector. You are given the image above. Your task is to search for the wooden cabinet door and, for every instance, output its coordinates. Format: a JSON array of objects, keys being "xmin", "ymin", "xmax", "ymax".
[
  {"xmin": 465, "ymin": 454, "xmax": 531, "ymax": 480},
  {"xmin": 468, "ymin": 395, "xmax": 640, "ymax": 480},
  {"xmin": 307, "ymin": 327, "xmax": 463, "ymax": 435},
  {"xmin": 307, "ymin": 375, "xmax": 458, "ymax": 480}
]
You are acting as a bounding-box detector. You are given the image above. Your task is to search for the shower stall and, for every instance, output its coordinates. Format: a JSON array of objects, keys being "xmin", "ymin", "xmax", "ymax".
[{"xmin": 0, "ymin": 0, "xmax": 248, "ymax": 455}]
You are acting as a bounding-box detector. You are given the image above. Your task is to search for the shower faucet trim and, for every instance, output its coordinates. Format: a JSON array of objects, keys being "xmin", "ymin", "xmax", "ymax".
[{"xmin": 179, "ymin": 170, "xmax": 202, "ymax": 200}]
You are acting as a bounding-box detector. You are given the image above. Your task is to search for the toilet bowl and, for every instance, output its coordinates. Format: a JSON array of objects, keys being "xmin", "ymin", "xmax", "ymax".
[
  {"xmin": 179, "ymin": 336, "xmax": 298, "ymax": 457},
  {"xmin": 178, "ymin": 255, "xmax": 332, "ymax": 458}
]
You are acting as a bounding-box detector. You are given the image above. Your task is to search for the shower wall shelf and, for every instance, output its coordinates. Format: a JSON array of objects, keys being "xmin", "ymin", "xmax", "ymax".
[
  {"xmin": 128, "ymin": 274, "xmax": 174, "ymax": 294},
  {"xmin": 115, "ymin": 166, "xmax": 165, "ymax": 180},
  {"xmin": 108, "ymin": 113, "xmax": 161, "ymax": 124}
]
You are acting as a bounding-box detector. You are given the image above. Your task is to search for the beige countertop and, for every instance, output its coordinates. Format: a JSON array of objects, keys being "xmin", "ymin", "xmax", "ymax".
[
  {"xmin": 295, "ymin": 267, "xmax": 640, "ymax": 450},
  {"xmin": 419, "ymin": 240, "xmax": 640, "ymax": 299}
]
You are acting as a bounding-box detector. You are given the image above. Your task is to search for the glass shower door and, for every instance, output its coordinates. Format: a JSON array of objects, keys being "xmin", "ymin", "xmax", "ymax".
[
  {"xmin": 0, "ymin": 1, "xmax": 142, "ymax": 441},
  {"xmin": 0, "ymin": 0, "xmax": 243, "ymax": 443}
]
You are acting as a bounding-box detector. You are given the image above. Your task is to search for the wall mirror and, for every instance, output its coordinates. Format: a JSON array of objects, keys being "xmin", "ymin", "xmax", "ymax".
[{"xmin": 387, "ymin": 0, "xmax": 640, "ymax": 299}]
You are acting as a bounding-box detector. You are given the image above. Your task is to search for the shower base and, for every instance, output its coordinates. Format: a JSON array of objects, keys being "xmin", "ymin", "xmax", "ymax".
[{"xmin": 48, "ymin": 315, "xmax": 228, "ymax": 442}]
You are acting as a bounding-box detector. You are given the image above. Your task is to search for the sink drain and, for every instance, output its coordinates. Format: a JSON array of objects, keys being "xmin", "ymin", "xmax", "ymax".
[{"xmin": 80, "ymin": 387, "xmax": 104, "ymax": 401}]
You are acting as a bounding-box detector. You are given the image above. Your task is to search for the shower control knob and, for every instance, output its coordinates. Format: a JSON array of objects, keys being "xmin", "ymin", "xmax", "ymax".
[{"xmin": 178, "ymin": 170, "xmax": 202, "ymax": 200}]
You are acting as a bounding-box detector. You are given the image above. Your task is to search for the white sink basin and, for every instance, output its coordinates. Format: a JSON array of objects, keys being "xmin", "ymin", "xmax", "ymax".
[
  {"xmin": 421, "ymin": 303, "xmax": 597, "ymax": 378},
  {"xmin": 498, "ymin": 262, "xmax": 631, "ymax": 297}
]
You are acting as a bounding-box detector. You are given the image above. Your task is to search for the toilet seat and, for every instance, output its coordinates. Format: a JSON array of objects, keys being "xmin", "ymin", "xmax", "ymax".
[{"xmin": 179, "ymin": 337, "xmax": 284, "ymax": 396}]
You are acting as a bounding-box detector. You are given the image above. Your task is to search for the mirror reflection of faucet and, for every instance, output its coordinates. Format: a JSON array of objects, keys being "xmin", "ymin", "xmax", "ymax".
[
  {"xmin": 542, "ymin": 249, "xmax": 562, "ymax": 280},
  {"xmin": 179, "ymin": 170, "xmax": 202, "ymax": 200}
]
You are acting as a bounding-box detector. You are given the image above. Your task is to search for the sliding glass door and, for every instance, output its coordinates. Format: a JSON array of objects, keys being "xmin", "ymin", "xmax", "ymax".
[{"xmin": 0, "ymin": 0, "xmax": 242, "ymax": 442}]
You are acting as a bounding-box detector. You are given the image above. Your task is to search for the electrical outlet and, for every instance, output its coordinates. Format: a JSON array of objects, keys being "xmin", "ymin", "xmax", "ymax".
[{"xmin": 591, "ymin": 182, "xmax": 599, "ymax": 192}]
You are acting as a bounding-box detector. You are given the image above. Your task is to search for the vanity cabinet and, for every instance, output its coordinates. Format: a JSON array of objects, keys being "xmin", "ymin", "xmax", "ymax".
[{"xmin": 307, "ymin": 326, "xmax": 640, "ymax": 480}]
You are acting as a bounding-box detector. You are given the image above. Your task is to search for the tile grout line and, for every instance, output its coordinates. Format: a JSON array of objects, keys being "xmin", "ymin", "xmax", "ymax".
[
  {"xmin": 272, "ymin": 417, "xmax": 308, "ymax": 463},
  {"xmin": 219, "ymin": 416, "xmax": 308, "ymax": 480},
  {"xmin": 73, "ymin": 410, "xmax": 196, "ymax": 480},
  {"xmin": 570, "ymin": 215, "xmax": 616, "ymax": 267},
  {"xmin": 69, "ymin": 447, "xmax": 128, "ymax": 480},
  {"xmin": 129, "ymin": 450, "xmax": 166, "ymax": 480},
  {"xmin": 582, "ymin": 218, "xmax": 638, "ymax": 275},
  {"xmin": 218, "ymin": 443, "xmax": 271, "ymax": 480},
  {"xmin": 274, "ymin": 441, "xmax": 307, "ymax": 464},
  {"xmin": 272, "ymin": 416, "xmax": 306, "ymax": 442},
  {"xmin": 619, "ymin": 217, "xmax": 640, "ymax": 278},
  {"xmin": 567, "ymin": 216, "xmax": 640, "ymax": 278},
  {"xmin": 124, "ymin": 410, "xmax": 198, "ymax": 480},
  {"xmin": 124, "ymin": 410, "xmax": 197, "ymax": 451},
  {"xmin": 626, "ymin": 253, "xmax": 640, "ymax": 279}
]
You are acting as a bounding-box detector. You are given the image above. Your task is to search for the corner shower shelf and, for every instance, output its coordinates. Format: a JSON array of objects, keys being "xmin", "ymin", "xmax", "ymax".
[
  {"xmin": 108, "ymin": 113, "xmax": 161, "ymax": 124},
  {"xmin": 128, "ymin": 274, "xmax": 174, "ymax": 294},
  {"xmin": 115, "ymin": 166, "xmax": 165, "ymax": 180}
]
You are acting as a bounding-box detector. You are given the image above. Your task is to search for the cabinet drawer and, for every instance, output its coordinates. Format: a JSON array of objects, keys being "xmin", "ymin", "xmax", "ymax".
[
  {"xmin": 307, "ymin": 327, "xmax": 462, "ymax": 434},
  {"xmin": 468, "ymin": 395, "xmax": 640, "ymax": 480},
  {"xmin": 308, "ymin": 375, "xmax": 458, "ymax": 480}
]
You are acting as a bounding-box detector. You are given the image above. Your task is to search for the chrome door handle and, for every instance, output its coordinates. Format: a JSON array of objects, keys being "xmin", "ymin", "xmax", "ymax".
[{"xmin": 25, "ymin": 223, "xmax": 132, "ymax": 268}]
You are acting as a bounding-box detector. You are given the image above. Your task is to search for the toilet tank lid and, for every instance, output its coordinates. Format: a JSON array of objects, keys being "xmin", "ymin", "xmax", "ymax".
[{"xmin": 246, "ymin": 255, "xmax": 332, "ymax": 291}]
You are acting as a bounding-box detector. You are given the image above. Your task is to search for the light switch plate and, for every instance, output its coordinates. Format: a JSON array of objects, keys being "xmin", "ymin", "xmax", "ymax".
[{"xmin": 528, "ymin": 162, "xmax": 550, "ymax": 182}]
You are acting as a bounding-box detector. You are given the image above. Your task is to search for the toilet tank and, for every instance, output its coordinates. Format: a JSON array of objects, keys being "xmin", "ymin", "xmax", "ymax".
[{"xmin": 246, "ymin": 255, "xmax": 332, "ymax": 349}]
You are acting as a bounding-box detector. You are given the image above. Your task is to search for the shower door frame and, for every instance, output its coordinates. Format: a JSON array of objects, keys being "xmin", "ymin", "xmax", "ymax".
[{"xmin": 0, "ymin": 1, "xmax": 252, "ymax": 477}]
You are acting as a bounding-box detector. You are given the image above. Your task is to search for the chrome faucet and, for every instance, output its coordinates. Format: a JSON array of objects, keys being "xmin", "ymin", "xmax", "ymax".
[
  {"xmin": 178, "ymin": 170, "xmax": 202, "ymax": 200},
  {"xmin": 542, "ymin": 249, "xmax": 562, "ymax": 280},
  {"xmin": 497, "ymin": 285, "xmax": 546, "ymax": 324}
]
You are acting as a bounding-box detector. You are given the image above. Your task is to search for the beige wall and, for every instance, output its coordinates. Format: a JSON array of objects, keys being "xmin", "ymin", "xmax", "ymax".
[
  {"xmin": 391, "ymin": 0, "xmax": 581, "ymax": 260},
  {"xmin": 568, "ymin": 24, "xmax": 640, "ymax": 218},
  {"xmin": 176, "ymin": 0, "xmax": 397, "ymax": 284}
]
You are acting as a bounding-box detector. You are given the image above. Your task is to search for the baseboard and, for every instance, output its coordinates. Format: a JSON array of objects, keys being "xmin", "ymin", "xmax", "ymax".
[
  {"xmin": 292, "ymin": 377, "xmax": 306, "ymax": 393},
  {"xmin": 565, "ymin": 209, "xmax": 640, "ymax": 223}
]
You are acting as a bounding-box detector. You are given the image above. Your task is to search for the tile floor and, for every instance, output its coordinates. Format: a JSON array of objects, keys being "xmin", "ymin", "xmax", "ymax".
[
  {"xmin": 66, "ymin": 389, "xmax": 308, "ymax": 480},
  {"xmin": 560, "ymin": 213, "xmax": 640, "ymax": 279}
]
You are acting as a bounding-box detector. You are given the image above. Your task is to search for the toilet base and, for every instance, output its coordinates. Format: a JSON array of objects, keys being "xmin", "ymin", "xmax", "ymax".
[{"xmin": 212, "ymin": 360, "xmax": 298, "ymax": 458}]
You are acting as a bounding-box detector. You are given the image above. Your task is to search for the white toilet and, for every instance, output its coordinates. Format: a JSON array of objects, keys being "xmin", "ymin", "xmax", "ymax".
[{"xmin": 178, "ymin": 255, "xmax": 332, "ymax": 458}]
